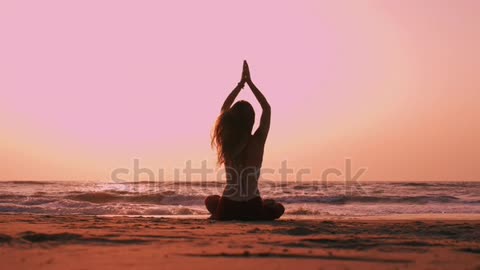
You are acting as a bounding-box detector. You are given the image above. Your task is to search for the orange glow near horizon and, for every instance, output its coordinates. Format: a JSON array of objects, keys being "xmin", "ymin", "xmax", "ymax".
[{"xmin": 1, "ymin": 1, "xmax": 479, "ymax": 181}]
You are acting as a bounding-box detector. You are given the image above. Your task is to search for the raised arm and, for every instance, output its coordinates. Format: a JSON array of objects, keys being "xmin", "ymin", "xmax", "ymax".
[
  {"xmin": 221, "ymin": 81, "xmax": 244, "ymax": 112},
  {"xmin": 220, "ymin": 63, "xmax": 248, "ymax": 112},
  {"xmin": 243, "ymin": 61, "xmax": 271, "ymax": 142}
]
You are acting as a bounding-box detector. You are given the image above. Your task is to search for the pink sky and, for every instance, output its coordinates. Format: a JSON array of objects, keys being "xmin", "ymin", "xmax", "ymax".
[{"xmin": 1, "ymin": 1, "xmax": 479, "ymax": 181}]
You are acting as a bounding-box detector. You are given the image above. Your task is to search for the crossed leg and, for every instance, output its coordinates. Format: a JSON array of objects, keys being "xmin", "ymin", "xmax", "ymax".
[{"xmin": 205, "ymin": 195, "xmax": 284, "ymax": 220}]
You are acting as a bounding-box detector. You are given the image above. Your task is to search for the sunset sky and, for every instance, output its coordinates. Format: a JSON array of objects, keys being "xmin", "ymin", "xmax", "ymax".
[{"xmin": 1, "ymin": 1, "xmax": 479, "ymax": 181}]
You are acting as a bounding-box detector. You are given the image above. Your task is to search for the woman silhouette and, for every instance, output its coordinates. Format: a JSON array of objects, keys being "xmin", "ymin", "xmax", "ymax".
[{"xmin": 205, "ymin": 61, "xmax": 285, "ymax": 220}]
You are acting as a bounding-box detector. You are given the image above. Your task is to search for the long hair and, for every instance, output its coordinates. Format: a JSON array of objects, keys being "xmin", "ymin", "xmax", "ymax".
[{"xmin": 211, "ymin": 100, "xmax": 255, "ymax": 166}]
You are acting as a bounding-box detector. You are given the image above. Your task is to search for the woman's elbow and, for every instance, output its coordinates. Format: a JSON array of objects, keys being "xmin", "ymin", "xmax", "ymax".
[{"xmin": 262, "ymin": 103, "xmax": 271, "ymax": 112}]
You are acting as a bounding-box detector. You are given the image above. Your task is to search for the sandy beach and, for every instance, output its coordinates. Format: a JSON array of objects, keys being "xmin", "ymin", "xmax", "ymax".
[{"xmin": 0, "ymin": 214, "xmax": 479, "ymax": 270}]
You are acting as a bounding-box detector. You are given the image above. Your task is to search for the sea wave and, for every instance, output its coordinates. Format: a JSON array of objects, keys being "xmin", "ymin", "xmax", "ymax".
[
  {"xmin": 2, "ymin": 191, "xmax": 478, "ymax": 206},
  {"xmin": 1, "ymin": 181, "xmax": 480, "ymax": 216},
  {"xmin": 0, "ymin": 181, "xmax": 54, "ymax": 185},
  {"xmin": 64, "ymin": 191, "xmax": 205, "ymax": 205},
  {"xmin": 0, "ymin": 202, "xmax": 206, "ymax": 216},
  {"xmin": 274, "ymin": 195, "xmax": 466, "ymax": 204}
]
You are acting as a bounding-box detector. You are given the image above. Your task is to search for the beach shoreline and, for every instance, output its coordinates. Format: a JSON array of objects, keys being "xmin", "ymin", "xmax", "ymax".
[
  {"xmin": 100, "ymin": 213, "xmax": 480, "ymax": 221},
  {"xmin": 1, "ymin": 214, "xmax": 479, "ymax": 270}
]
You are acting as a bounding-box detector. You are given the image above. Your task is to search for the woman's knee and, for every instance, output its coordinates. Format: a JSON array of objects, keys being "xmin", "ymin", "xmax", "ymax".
[
  {"xmin": 263, "ymin": 199, "xmax": 276, "ymax": 206},
  {"xmin": 262, "ymin": 201, "xmax": 285, "ymax": 220},
  {"xmin": 272, "ymin": 203, "xmax": 285, "ymax": 219},
  {"xmin": 205, "ymin": 195, "xmax": 220, "ymax": 214}
]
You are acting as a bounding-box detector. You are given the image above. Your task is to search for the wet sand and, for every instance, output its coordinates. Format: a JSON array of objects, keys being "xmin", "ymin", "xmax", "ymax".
[{"xmin": 0, "ymin": 214, "xmax": 479, "ymax": 270}]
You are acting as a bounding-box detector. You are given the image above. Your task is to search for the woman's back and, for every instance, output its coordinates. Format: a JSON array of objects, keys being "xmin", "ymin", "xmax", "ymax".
[{"xmin": 223, "ymin": 135, "xmax": 265, "ymax": 201}]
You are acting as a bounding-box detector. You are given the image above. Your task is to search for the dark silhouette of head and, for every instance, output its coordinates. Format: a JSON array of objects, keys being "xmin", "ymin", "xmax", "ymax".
[{"xmin": 212, "ymin": 100, "xmax": 255, "ymax": 165}]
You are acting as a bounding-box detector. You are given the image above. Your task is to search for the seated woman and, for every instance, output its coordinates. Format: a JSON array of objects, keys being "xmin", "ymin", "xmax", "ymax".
[{"xmin": 205, "ymin": 61, "xmax": 285, "ymax": 221}]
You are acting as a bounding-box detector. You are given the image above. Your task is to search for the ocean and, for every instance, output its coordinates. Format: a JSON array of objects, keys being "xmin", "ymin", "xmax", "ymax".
[{"xmin": 1, "ymin": 181, "xmax": 479, "ymax": 217}]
